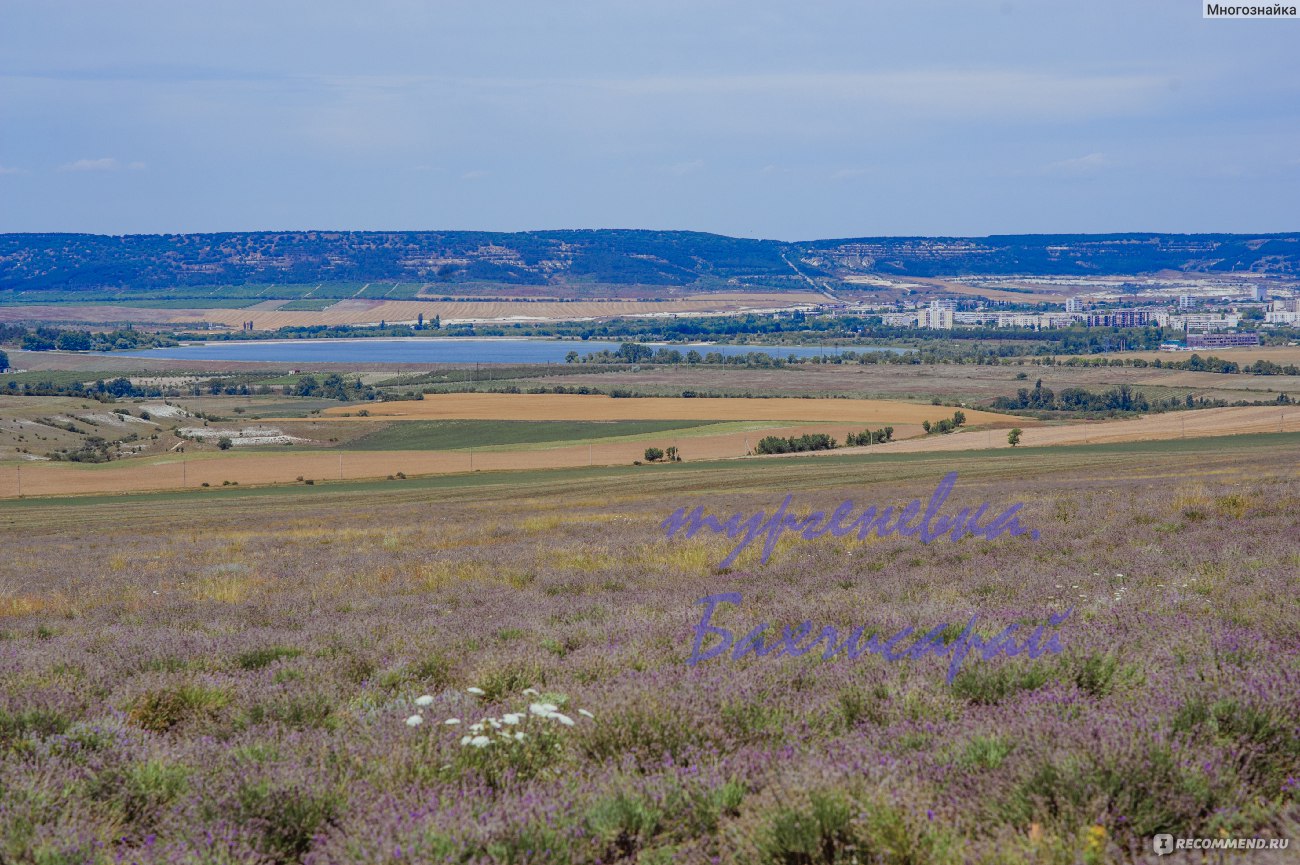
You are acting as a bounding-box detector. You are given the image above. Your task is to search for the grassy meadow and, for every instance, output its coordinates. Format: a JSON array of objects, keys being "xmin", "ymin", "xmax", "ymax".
[{"xmin": 0, "ymin": 437, "xmax": 1297, "ymax": 863}]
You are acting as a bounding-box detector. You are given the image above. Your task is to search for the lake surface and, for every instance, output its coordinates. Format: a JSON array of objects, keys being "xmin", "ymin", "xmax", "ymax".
[{"xmin": 112, "ymin": 338, "xmax": 909, "ymax": 364}]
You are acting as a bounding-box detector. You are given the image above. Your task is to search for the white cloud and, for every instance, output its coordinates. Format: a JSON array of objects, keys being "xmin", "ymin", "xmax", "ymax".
[
  {"xmin": 663, "ymin": 159, "xmax": 704, "ymax": 176},
  {"xmin": 1045, "ymin": 152, "xmax": 1111, "ymax": 175},
  {"xmin": 831, "ymin": 167, "xmax": 871, "ymax": 180},
  {"xmin": 0, "ymin": 164, "xmax": 23, "ymax": 175},
  {"xmin": 461, "ymin": 169, "xmax": 490, "ymax": 180},
  {"xmin": 60, "ymin": 157, "xmax": 121, "ymax": 171},
  {"xmin": 599, "ymin": 70, "xmax": 1169, "ymax": 121}
]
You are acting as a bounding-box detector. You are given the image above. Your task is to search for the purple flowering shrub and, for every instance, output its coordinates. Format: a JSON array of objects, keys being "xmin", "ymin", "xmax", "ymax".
[{"xmin": 0, "ymin": 443, "xmax": 1296, "ymax": 863}]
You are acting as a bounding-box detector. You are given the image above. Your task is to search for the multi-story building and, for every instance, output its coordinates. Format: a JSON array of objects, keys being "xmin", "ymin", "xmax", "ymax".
[
  {"xmin": 920, "ymin": 301, "xmax": 954, "ymax": 330},
  {"xmin": 1065, "ymin": 297, "xmax": 1084, "ymax": 313},
  {"xmin": 1187, "ymin": 332, "xmax": 1260, "ymax": 349},
  {"xmin": 1178, "ymin": 295, "xmax": 1195, "ymax": 309},
  {"xmin": 879, "ymin": 312, "xmax": 918, "ymax": 327},
  {"xmin": 1174, "ymin": 313, "xmax": 1241, "ymax": 332},
  {"xmin": 1086, "ymin": 309, "xmax": 1155, "ymax": 328}
]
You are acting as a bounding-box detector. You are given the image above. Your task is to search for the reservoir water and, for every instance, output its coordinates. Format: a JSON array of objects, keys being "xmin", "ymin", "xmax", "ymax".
[{"xmin": 112, "ymin": 338, "xmax": 909, "ymax": 365}]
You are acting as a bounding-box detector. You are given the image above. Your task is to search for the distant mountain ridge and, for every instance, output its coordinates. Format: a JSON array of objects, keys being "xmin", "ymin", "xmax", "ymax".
[{"xmin": 1, "ymin": 230, "xmax": 1296, "ymax": 293}]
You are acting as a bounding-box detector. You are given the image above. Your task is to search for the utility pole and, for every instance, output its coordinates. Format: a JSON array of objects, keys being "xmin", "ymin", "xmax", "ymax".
[
  {"xmin": 182, "ymin": 459, "xmax": 186, "ymax": 487},
  {"xmin": 15, "ymin": 465, "xmax": 20, "ymax": 498}
]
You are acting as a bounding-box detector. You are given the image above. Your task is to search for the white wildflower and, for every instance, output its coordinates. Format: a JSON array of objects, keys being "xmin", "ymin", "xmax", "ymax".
[
  {"xmin": 502, "ymin": 713, "xmax": 522, "ymax": 725},
  {"xmin": 489, "ymin": 718, "xmax": 502, "ymax": 729},
  {"xmin": 578, "ymin": 709, "xmax": 595, "ymax": 719},
  {"xmin": 513, "ymin": 731, "xmax": 526, "ymax": 741},
  {"xmin": 444, "ymin": 718, "xmax": 460, "ymax": 726},
  {"xmin": 529, "ymin": 702, "xmax": 559, "ymax": 716},
  {"xmin": 470, "ymin": 735, "xmax": 491, "ymax": 748},
  {"xmin": 460, "ymin": 735, "xmax": 472, "ymax": 746},
  {"xmin": 550, "ymin": 712, "xmax": 575, "ymax": 726},
  {"xmin": 415, "ymin": 695, "xmax": 434, "ymax": 707},
  {"xmin": 467, "ymin": 687, "xmax": 486, "ymax": 696},
  {"xmin": 522, "ymin": 688, "xmax": 539, "ymax": 696},
  {"xmin": 405, "ymin": 715, "xmax": 424, "ymax": 727}
]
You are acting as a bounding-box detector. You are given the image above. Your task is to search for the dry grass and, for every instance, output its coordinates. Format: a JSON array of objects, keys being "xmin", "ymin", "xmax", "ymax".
[
  {"xmin": 847, "ymin": 405, "xmax": 1297, "ymax": 454},
  {"xmin": 1, "ymin": 403, "xmax": 1295, "ymax": 498},
  {"xmin": 312, "ymin": 393, "xmax": 1016, "ymax": 424},
  {"xmin": 1063, "ymin": 345, "xmax": 1300, "ymax": 365},
  {"xmin": 0, "ymin": 293, "xmax": 825, "ymax": 329}
]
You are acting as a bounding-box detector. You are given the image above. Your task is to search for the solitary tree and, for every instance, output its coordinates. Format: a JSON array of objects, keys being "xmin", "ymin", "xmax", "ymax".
[
  {"xmin": 217, "ymin": 436, "xmax": 233, "ymax": 450},
  {"xmin": 665, "ymin": 446, "xmax": 679, "ymax": 462},
  {"xmin": 0, "ymin": 349, "xmax": 8, "ymax": 372},
  {"xmin": 1007, "ymin": 428, "xmax": 1022, "ymax": 447},
  {"xmin": 644, "ymin": 447, "xmax": 664, "ymax": 462}
]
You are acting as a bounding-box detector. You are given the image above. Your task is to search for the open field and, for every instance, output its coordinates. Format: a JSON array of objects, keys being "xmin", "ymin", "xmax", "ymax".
[
  {"xmin": 2, "ymin": 400, "xmax": 1296, "ymax": 498},
  {"xmin": 525, "ymin": 363, "xmax": 1300, "ymax": 405},
  {"xmin": 313, "ymin": 393, "xmax": 1019, "ymax": 424},
  {"xmin": 0, "ymin": 422, "xmax": 917, "ymax": 498},
  {"xmin": 0, "ymin": 292, "xmax": 826, "ymax": 330},
  {"xmin": 341, "ymin": 419, "xmax": 724, "ymax": 450},
  {"xmin": 0, "ymin": 438, "xmax": 1296, "ymax": 862},
  {"xmin": 1060, "ymin": 345, "xmax": 1300, "ymax": 366},
  {"xmin": 844, "ymin": 405, "xmax": 1300, "ymax": 453}
]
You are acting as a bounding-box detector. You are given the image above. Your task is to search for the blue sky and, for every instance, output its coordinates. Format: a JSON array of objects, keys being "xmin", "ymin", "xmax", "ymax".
[{"xmin": 0, "ymin": 1, "xmax": 1296, "ymax": 238}]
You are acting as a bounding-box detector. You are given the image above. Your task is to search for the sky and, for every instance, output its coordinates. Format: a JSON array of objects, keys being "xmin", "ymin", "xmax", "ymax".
[{"xmin": 0, "ymin": 0, "xmax": 1297, "ymax": 239}]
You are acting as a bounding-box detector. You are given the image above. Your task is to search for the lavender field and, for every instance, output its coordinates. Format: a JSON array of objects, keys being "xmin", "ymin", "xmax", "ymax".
[{"xmin": 0, "ymin": 438, "xmax": 1297, "ymax": 864}]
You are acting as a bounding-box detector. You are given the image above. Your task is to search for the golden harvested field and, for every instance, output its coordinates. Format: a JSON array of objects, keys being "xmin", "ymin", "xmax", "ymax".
[
  {"xmin": 842, "ymin": 405, "xmax": 1299, "ymax": 454},
  {"xmin": 0, "ymin": 422, "xmax": 868, "ymax": 497},
  {"xmin": 906, "ymin": 276, "xmax": 1068, "ymax": 305},
  {"xmin": 313, "ymin": 393, "xmax": 1018, "ymax": 424},
  {"xmin": 2, "ymin": 403, "xmax": 1296, "ymax": 498},
  {"xmin": 0, "ymin": 292, "xmax": 825, "ymax": 329}
]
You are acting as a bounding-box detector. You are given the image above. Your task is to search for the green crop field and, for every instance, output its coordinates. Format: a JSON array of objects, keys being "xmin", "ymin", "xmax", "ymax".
[{"xmin": 343, "ymin": 418, "xmax": 725, "ymax": 450}]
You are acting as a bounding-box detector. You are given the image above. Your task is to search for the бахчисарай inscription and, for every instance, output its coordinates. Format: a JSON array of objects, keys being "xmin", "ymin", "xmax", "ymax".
[
  {"xmin": 688, "ymin": 593, "xmax": 1072, "ymax": 684},
  {"xmin": 659, "ymin": 471, "xmax": 1039, "ymax": 569}
]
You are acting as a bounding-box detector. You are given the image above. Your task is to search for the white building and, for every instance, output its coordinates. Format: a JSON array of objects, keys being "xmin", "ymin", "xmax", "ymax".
[
  {"xmin": 880, "ymin": 312, "xmax": 918, "ymax": 327},
  {"xmin": 1173, "ymin": 312, "xmax": 1241, "ymax": 333},
  {"xmin": 920, "ymin": 301, "xmax": 954, "ymax": 330},
  {"xmin": 1065, "ymin": 298, "xmax": 1083, "ymax": 313}
]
